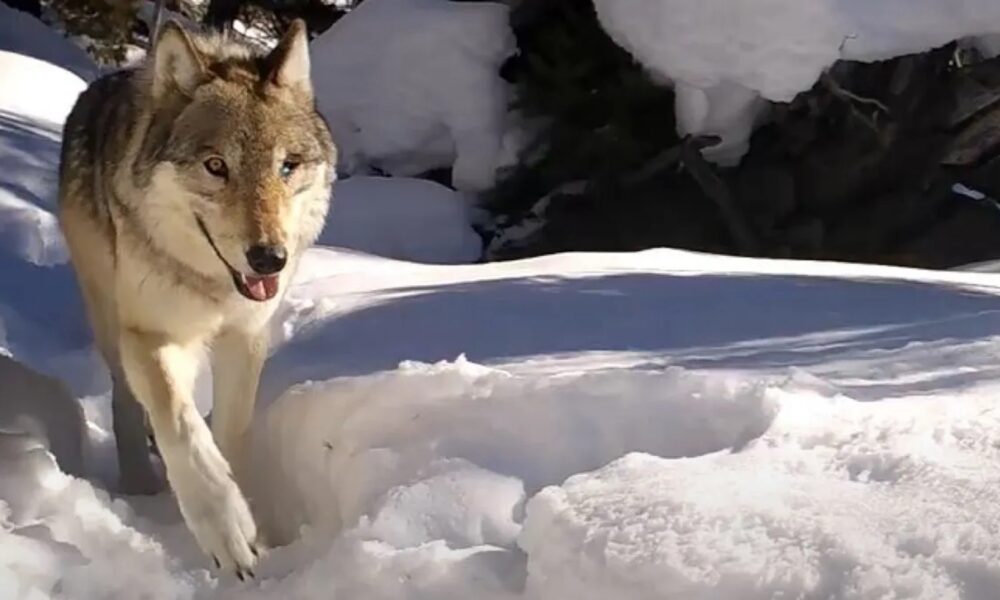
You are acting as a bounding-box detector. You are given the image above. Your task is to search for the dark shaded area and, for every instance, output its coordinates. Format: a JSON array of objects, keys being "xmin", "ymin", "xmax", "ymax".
[
  {"xmin": 0, "ymin": 5, "xmax": 98, "ymax": 81},
  {"xmin": 485, "ymin": 0, "xmax": 1000, "ymax": 271},
  {"xmin": 203, "ymin": 0, "xmax": 356, "ymax": 38},
  {"xmin": 1, "ymin": 0, "xmax": 40, "ymax": 17}
]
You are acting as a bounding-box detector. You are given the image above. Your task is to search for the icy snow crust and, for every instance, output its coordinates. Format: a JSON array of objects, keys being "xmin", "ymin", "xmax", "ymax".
[
  {"xmin": 593, "ymin": 0, "xmax": 1000, "ymax": 162},
  {"xmin": 12, "ymin": 13, "xmax": 1000, "ymax": 600}
]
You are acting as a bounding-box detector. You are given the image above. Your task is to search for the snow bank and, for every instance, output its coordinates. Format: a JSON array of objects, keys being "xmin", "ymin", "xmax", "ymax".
[
  {"xmin": 0, "ymin": 51, "xmax": 83, "ymax": 269},
  {"xmin": 522, "ymin": 386, "xmax": 1000, "ymax": 599},
  {"xmin": 0, "ymin": 50, "xmax": 87, "ymax": 128},
  {"xmin": 311, "ymin": 0, "xmax": 516, "ymax": 191},
  {"xmin": 593, "ymin": 0, "xmax": 1000, "ymax": 162},
  {"xmin": 11, "ymin": 240, "xmax": 1000, "ymax": 596},
  {"xmin": 0, "ymin": 355, "xmax": 85, "ymax": 479},
  {"xmin": 0, "ymin": 5, "xmax": 97, "ymax": 82},
  {"xmin": 0, "ymin": 50, "xmax": 97, "ymax": 395},
  {"xmin": 321, "ymin": 176, "xmax": 482, "ymax": 264},
  {"xmin": 0, "ymin": 438, "xmax": 203, "ymax": 600},
  {"xmin": 251, "ymin": 359, "xmax": 776, "ymax": 544}
]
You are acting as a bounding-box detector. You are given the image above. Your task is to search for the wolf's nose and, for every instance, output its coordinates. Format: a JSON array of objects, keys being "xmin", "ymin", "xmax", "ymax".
[{"xmin": 246, "ymin": 244, "xmax": 287, "ymax": 275}]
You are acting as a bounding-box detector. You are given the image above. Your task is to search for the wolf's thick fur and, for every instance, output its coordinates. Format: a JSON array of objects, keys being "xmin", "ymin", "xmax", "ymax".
[{"xmin": 57, "ymin": 20, "xmax": 335, "ymax": 575}]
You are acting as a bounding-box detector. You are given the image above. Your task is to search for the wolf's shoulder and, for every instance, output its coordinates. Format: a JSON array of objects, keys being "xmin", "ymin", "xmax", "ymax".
[{"xmin": 69, "ymin": 67, "xmax": 139, "ymax": 120}]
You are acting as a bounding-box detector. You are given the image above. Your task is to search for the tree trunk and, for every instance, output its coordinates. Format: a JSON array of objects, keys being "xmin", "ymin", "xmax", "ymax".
[{"xmin": 150, "ymin": 0, "xmax": 166, "ymax": 46}]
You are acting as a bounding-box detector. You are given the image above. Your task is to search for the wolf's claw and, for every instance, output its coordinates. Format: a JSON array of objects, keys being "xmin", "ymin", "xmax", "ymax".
[{"xmin": 161, "ymin": 406, "xmax": 259, "ymax": 580}]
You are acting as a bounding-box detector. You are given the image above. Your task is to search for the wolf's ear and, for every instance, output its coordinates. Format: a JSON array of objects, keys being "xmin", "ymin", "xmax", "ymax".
[
  {"xmin": 151, "ymin": 21, "xmax": 205, "ymax": 98},
  {"xmin": 265, "ymin": 19, "xmax": 312, "ymax": 97}
]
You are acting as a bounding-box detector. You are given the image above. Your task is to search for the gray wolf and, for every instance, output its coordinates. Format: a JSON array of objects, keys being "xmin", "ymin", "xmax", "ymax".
[{"xmin": 57, "ymin": 19, "xmax": 336, "ymax": 577}]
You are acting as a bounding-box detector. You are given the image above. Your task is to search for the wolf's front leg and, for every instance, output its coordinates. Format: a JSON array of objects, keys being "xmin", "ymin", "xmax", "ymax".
[
  {"xmin": 119, "ymin": 328, "xmax": 258, "ymax": 577},
  {"xmin": 211, "ymin": 327, "xmax": 267, "ymax": 477}
]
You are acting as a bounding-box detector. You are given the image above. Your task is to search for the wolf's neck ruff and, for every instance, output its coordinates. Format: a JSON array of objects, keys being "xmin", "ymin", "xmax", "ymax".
[{"xmin": 193, "ymin": 213, "xmax": 279, "ymax": 302}]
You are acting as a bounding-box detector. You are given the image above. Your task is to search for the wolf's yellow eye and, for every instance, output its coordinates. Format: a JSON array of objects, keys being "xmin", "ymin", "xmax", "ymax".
[
  {"xmin": 280, "ymin": 159, "xmax": 300, "ymax": 179},
  {"xmin": 203, "ymin": 157, "xmax": 228, "ymax": 179}
]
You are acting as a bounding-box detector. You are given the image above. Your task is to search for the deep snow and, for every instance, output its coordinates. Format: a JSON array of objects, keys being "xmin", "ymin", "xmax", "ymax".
[
  {"xmin": 8, "ymin": 9, "xmax": 1000, "ymax": 600},
  {"xmin": 10, "ymin": 240, "xmax": 1000, "ymax": 598}
]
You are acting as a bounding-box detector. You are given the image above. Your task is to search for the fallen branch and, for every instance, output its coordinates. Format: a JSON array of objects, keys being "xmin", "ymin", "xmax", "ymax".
[
  {"xmin": 679, "ymin": 137, "xmax": 762, "ymax": 255},
  {"xmin": 821, "ymin": 72, "xmax": 891, "ymax": 142},
  {"xmin": 624, "ymin": 134, "xmax": 721, "ymax": 186}
]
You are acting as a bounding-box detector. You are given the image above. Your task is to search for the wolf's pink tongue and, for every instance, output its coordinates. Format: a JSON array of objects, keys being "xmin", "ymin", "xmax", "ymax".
[{"xmin": 245, "ymin": 275, "xmax": 279, "ymax": 301}]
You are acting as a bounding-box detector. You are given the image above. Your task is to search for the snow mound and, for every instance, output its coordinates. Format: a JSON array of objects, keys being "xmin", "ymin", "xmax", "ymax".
[
  {"xmin": 0, "ymin": 50, "xmax": 95, "ymax": 394},
  {"xmin": 0, "ymin": 355, "xmax": 85, "ymax": 479},
  {"xmin": 0, "ymin": 440, "xmax": 203, "ymax": 600},
  {"xmin": 0, "ymin": 51, "xmax": 79, "ymax": 269},
  {"xmin": 592, "ymin": 0, "xmax": 1000, "ymax": 163},
  {"xmin": 0, "ymin": 50, "xmax": 86, "ymax": 128},
  {"xmin": 0, "ymin": 5, "xmax": 98, "ymax": 82},
  {"xmin": 522, "ymin": 386, "xmax": 1000, "ymax": 599},
  {"xmin": 320, "ymin": 176, "xmax": 482, "ymax": 264},
  {"xmin": 311, "ymin": 0, "xmax": 516, "ymax": 191},
  {"xmin": 251, "ymin": 358, "xmax": 776, "ymax": 544}
]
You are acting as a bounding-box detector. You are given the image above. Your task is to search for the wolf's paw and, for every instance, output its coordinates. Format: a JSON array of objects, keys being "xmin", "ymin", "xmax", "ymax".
[
  {"xmin": 163, "ymin": 414, "xmax": 260, "ymax": 579},
  {"xmin": 184, "ymin": 475, "xmax": 260, "ymax": 579}
]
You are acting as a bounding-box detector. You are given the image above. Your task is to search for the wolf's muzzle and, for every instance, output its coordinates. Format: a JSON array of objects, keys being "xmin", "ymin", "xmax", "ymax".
[{"xmin": 193, "ymin": 214, "xmax": 280, "ymax": 302}]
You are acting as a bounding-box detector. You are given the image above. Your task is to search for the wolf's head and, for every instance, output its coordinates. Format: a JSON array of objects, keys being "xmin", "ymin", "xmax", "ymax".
[{"xmin": 134, "ymin": 20, "xmax": 335, "ymax": 303}]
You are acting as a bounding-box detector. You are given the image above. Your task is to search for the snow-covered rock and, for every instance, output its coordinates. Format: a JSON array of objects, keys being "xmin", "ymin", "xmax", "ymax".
[
  {"xmin": 321, "ymin": 176, "xmax": 482, "ymax": 264},
  {"xmin": 593, "ymin": 0, "xmax": 1000, "ymax": 163},
  {"xmin": 311, "ymin": 0, "xmax": 517, "ymax": 191}
]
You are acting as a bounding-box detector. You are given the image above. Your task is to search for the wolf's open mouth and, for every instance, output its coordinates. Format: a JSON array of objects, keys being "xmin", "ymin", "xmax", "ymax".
[
  {"xmin": 194, "ymin": 215, "xmax": 280, "ymax": 302},
  {"xmin": 234, "ymin": 272, "xmax": 280, "ymax": 302}
]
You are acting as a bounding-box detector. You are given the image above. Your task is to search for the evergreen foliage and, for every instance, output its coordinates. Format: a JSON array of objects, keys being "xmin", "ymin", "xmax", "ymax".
[
  {"xmin": 488, "ymin": 0, "xmax": 679, "ymax": 218},
  {"xmin": 49, "ymin": 0, "xmax": 140, "ymax": 63}
]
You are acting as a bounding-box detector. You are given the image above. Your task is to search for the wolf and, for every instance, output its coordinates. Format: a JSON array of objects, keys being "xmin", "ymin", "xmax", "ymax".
[{"xmin": 57, "ymin": 19, "xmax": 336, "ymax": 576}]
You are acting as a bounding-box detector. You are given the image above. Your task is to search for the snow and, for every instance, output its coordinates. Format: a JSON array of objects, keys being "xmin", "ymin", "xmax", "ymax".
[
  {"xmin": 0, "ymin": 50, "xmax": 87, "ymax": 129},
  {"xmin": 12, "ymin": 194, "xmax": 1000, "ymax": 598},
  {"xmin": 321, "ymin": 176, "xmax": 482, "ymax": 264},
  {"xmin": 592, "ymin": 0, "xmax": 1000, "ymax": 163},
  {"xmin": 12, "ymin": 9, "xmax": 1000, "ymax": 600},
  {"xmin": 521, "ymin": 386, "xmax": 1000, "ymax": 599},
  {"xmin": 0, "ymin": 51, "xmax": 98, "ymax": 403},
  {"xmin": 310, "ymin": 0, "xmax": 517, "ymax": 191},
  {"xmin": 0, "ymin": 5, "xmax": 97, "ymax": 82}
]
